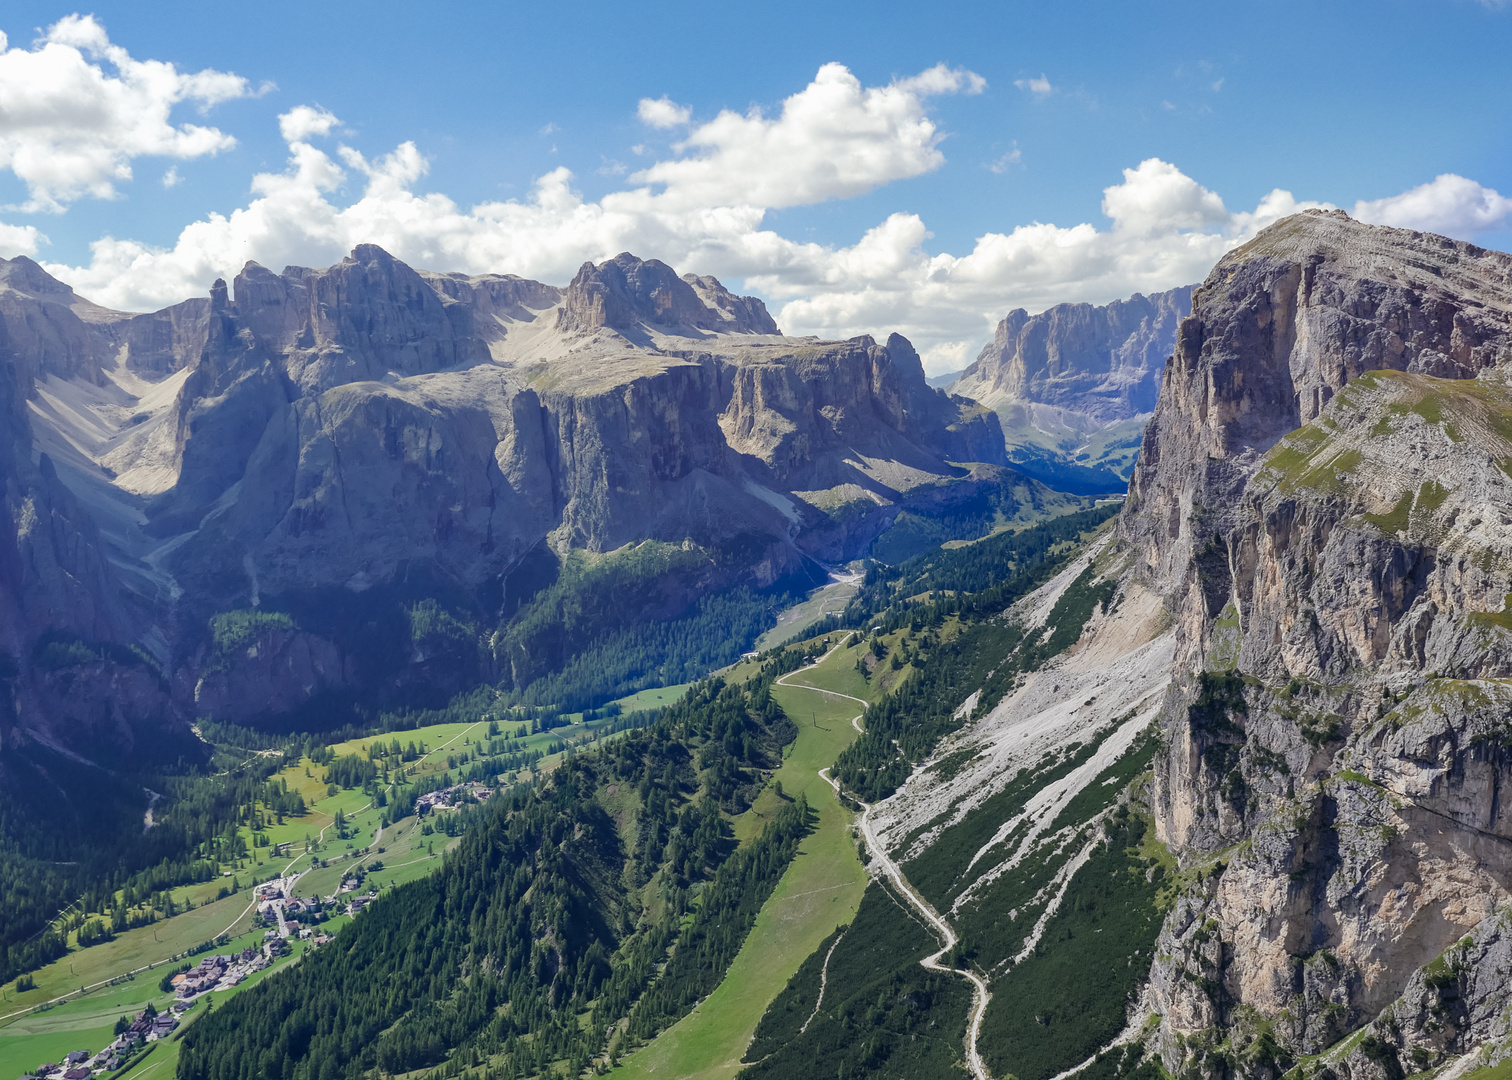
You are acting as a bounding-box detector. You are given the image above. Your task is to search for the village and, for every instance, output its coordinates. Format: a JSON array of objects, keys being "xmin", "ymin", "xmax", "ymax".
[
  {"xmin": 12, "ymin": 871, "xmax": 385, "ymax": 1079},
  {"xmin": 413, "ymin": 780, "xmax": 494, "ymax": 814}
]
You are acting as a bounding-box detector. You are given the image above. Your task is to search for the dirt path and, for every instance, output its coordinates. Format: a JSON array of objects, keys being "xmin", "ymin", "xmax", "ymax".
[
  {"xmin": 798, "ymin": 932, "xmax": 845, "ymax": 1036},
  {"xmin": 780, "ymin": 636, "xmax": 992, "ymax": 1080}
]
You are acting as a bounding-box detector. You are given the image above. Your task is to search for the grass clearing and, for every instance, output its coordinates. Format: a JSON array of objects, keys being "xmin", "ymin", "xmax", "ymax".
[
  {"xmin": 613, "ymin": 640, "xmax": 869, "ymax": 1080},
  {"xmin": 756, "ymin": 578, "xmax": 861, "ymax": 652}
]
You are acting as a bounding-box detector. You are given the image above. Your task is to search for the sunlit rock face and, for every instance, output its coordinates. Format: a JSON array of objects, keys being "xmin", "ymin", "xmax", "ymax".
[{"xmin": 1117, "ymin": 209, "xmax": 1512, "ymax": 1075}]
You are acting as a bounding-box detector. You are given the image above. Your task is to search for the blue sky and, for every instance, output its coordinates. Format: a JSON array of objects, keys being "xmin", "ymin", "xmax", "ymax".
[{"xmin": 1, "ymin": 0, "xmax": 1508, "ymax": 369}]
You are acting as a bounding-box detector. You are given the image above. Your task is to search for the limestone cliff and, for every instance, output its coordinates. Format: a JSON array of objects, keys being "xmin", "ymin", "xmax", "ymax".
[
  {"xmin": 0, "ymin": 304, "xmax": 176, "ymax": 767},
  {"xmin": 1116, "ymin": 210, "xmax": 1512, "ymax": 1078},
  {"xmin": 2, "ymin": 247, "xmax": 1022, "ymax": 727}
]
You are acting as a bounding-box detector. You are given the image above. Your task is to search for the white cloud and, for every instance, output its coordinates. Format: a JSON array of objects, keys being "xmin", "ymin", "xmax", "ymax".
[
  {"xmin": 987, "ymin": 144, "xmax": 1022, "ymax": 174},
  {"xmin": 633, "ymin": 62, "xmax": 984, "ymax": 210},
  {"xmin": 161, "ymin": 166, "xmax": 181, "ymax": 188},
  {"xmin": 11, "ymin": 61, "xmax": 1506, "ymax": 378},
  {"xmin": 1352, "ymin": 173, "xmax": 1512, "ymax": 237},
  {"xmin": 0, "ymin": 15, "xmax": 257, "ymax": 212},
  {"xmin": 1014, "ymin": 74, "xmax": 1053, "ymax": 98},
  {"xmin": 637, "ymin": 96, "xmax": 691, "ymax": 129},
  {"xmin": 754, "ymin": 164, "xmax": 1320, "ymax": 371},
  {"xmin": 0, "ymin": 219, "xmax": 44, "ymax": 257},
  {"xmin": 278, "ymin": 105, "xmax": 339, "ymax": 143}
]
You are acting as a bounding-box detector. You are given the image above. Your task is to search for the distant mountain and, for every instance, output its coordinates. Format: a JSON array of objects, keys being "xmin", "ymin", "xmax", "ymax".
[
  {"xmin": 947, "ymin": 285, "xmax": 1193, "ymax": 493},
  {"xmin": 925, "ymin": 368, "xmax": 965, "ymax": 388}
]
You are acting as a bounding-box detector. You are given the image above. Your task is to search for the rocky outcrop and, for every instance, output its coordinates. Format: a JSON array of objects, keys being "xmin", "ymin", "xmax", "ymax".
[
  {"xmin": 1113, "ymin": 210, "xmax": 1512, "ymax": 1077},
  {"xmin": 184, "ymin": 624, "xmax": 354, "ymax": 726},
  {"xmin": 948, "ymin": 285, "xmax": 1192, "ymax": 491},
  {"xmin": 0, "ymin": 255, "xmax": 119, "ymax": 386},
  {"xmin": 555, "ymin": 253, "xmax": 779, "ymax": 335}
]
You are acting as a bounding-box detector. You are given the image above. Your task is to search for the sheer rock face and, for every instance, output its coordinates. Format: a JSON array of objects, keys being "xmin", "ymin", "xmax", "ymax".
[
  {"xmin": 1116, "ymin": 211, "xmax": 1512, "ymax": 1074},
  {"xmin": 0, "ymin": 312, "xmax": 174, "ymax": 760},
  {"xmin": 3, "ymin": 248, "xmax": 1008, "ymax": 728},
  {"xmin": 952, "ymin": 284, "xmax": 1193, "ymax": 430},
  {"xmin": 945, "ymin": 284, "xmax": 1193, "ymax": 491}
]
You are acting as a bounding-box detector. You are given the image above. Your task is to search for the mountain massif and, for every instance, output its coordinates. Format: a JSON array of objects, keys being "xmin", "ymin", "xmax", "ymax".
[
  {"xmin": 8, "ymin": 205, "xmax": 1512, "ymax": 1080},
  {"xmin": 948, "ymin": 284, "xmax": 1193, "ymax": 493},
  {"xmin": 0, "ymin": 246, "xmax": 1063, "ymax": 761},
  {"xmin": 849, "ymin": 208, "xmax": 1512, "ymax": 1080}
]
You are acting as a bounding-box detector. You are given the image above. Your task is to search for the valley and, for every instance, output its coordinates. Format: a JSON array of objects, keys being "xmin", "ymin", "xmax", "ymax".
[{"xmin": 5, "ymin": 209, "xmax": 1512, "ymax": 1080}]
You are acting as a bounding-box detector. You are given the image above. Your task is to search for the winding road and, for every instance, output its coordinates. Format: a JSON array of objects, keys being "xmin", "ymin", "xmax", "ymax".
[{"xmin": 777, "ymin": 636, "xmax": 992, "ymax": 1080}]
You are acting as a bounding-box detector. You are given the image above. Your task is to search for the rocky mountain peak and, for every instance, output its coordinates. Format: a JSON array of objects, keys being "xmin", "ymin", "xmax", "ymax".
[
  {"xmin": 1105, "ymin": 210, "xmax": 1512, "ymax": 1075},
  {"xmin": 953, "ymin": 284, "xmax": 1194, "ymax": 429},
  {"xmin": 0, "ymin": 255, "xmax": 77, "ymax": 303},
  {"xmin": 1124, "ymin": 209, "xmax": 1512, "ymax": 602},
  {"xmin": 679, "ymin": 272, "xmax": 781, "ymax": 334},
  {"xmin": 557, "ymin": 252, "xmax": 776, "ymax": 335},
  {"xmin": 943, "ymin": 283, "xmax": 1194, "ymax": 493}
]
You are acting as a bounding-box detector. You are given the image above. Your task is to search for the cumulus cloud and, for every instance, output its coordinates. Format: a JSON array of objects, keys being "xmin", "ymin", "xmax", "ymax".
[
  {"xmin": 0, "ymin": 219, "xmax": 44, "ymax": 257},
  {"xmin": 756, "ymin": 164, "xmax": 1319, "ymax": 370},
  {"xmin": 633, "ymin": 62, "xmax": 984, "ymax": 209},
  {"xmin": 1352, "ymin": 174, "xmax": 1512, "ymax": 237},
  {"xmin": 8, "ymin": 59, "xmax": 1506, "ymax": 376},
  {"xmin": 0, "ymin": 15, "xmax": 258, "ymax": 212},
  {"xmin": 278, "ymin": 105, "xmax": 339, "ymax": 143},
  {"xmin": 1014, "ymin": 74, "xmax": 1053, "ymax": 98},
  {"xmin": 637, "ymin": 96, "xmax": 691, "ymax": 129}
]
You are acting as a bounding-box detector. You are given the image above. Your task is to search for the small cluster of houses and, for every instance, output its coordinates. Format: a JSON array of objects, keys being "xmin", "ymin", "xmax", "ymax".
[
  {"xmin": 171, "ymin": 940, "xmax": 284, "ymax": 1001},
  {"xmin": 21, "ymin": 1002, "xmax": 187, "ymax": 1078},
  {"xmin": 256, "ymin": 881, "xmax": 330, "ymax": 940},
  {"xmin": 415, "ymin": 781, "xmax": 492, "ymax": 812}
]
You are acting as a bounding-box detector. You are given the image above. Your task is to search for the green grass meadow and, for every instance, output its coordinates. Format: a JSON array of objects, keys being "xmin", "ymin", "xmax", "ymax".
[{"xmin": 614, "ymin": 638, "xmax": 871, "ymax": 1080}]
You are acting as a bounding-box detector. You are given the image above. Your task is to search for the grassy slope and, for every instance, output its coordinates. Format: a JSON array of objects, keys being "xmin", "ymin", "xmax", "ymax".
[
  {"xmin": 755, "ymin": 579, "xmax": 860, "ymax": 652},
  {"xmin": 0, "ymin": 717, "xmax": 496, "ymax": 1032},
  {"xmin": 613, "ymin": 640, "xmax": 871, "ymax": 1080}
]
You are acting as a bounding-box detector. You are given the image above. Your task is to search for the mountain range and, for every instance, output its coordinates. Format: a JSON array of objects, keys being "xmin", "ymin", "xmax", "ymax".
[
  {"xmin": 945, "ymin": 284, "xmax": 1193, "ymax": 494},
  {"xmin": 0, "ymin": 245, "xmax": 1073, "ymax": 756}
]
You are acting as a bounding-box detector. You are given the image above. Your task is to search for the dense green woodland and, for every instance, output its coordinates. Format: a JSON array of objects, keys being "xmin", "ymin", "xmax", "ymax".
[{"xmin": 741, "ymin": 883, "xmax": 973, "ymax": 1079}]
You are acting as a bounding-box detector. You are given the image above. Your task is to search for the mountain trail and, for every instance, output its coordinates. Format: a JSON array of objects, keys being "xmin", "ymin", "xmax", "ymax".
[
  {"xmin": 779, "ymin": 634, "xmax": 992, "ymax": 1080},
  {"xmin": 798, "ymin": 931, "xmax": 845, "ymax": 1036}
]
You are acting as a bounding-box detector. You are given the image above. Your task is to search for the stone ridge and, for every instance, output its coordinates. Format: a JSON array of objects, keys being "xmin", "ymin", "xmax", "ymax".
[
  {"xmin": 556, "ymin": 252, "xmax": 779, "ymax": 335},
  {"xmin": 1109, "ymin": 209, "xmax": 1512, "ymax": 1079},
  {"xmin": 950, "ymin": 283, "xmax": 1194, "ymax": 430}
]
